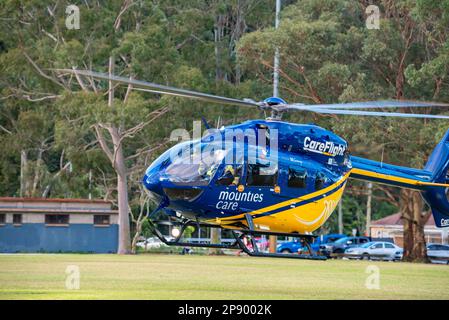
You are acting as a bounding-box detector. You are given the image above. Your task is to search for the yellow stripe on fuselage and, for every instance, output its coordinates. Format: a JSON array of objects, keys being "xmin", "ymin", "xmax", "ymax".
[
  {"xmin": 351, "ymin": 168, "xmax": 449, "ymax": 188},
  {"xmin": 205, "ymin": 167, "xmax": 448, "ymax": 234},
  {"xmin": 207, "ymin": 172, "xmax": 350, "ymax": 233},
  {"xmin": 218, "ymin": 172, "xmax": 350, "ymax": 222}
]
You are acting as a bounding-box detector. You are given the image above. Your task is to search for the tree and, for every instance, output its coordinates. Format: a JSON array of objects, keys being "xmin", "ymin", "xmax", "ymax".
[{"xmin": 129, "ymin": 186, "xmax": 151, "ymax": 254}]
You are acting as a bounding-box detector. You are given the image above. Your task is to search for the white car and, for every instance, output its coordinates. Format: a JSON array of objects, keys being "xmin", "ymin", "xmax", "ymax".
[
  {"xmin": 427, "ymin": 244, "xmax": 449, "ymax": 264},
  {"xmin": 345, "ymin": 241, "xmax": 403, "ymax": 261},
  {"xmin": 136, "ymin": 236, "xmax": 174, "ymax": 250}
]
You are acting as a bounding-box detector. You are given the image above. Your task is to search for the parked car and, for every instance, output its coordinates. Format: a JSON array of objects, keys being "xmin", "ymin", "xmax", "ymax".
[
  {"xmin": 276, "ymin": 239, "xmax": 304, "ymax": 254},
  {"xmin": 345, "ymin": 241, "xmax": 403, "ymax": 261},
  {"xmin": 394, "ymin": 249, "xmax": 403, "ymax": 261},
  {"xmin": 427, "ymin": 244, "xmax": 449, "ymax": 264},
  {"xmin": 136, "ymin": 236, "xmax": 174, "ymax": 250},
  {"xmin": 277, "ymin": 234, "xmax": 346, "ymax": 254},
  {"xmin": 320, "ymin": 236, "xmax": 371, "ymax": 257}
]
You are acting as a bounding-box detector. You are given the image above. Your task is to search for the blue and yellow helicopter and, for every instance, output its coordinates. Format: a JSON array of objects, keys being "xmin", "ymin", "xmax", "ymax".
[{"xmin": 68, "ymin": 70, "xmax": 449, "ymax": 260}]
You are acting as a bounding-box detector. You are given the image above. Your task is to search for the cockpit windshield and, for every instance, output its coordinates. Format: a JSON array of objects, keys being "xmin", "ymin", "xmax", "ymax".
[{"xmin": 164, "ymin": 142, "xmax": 228, "ymax": 186}]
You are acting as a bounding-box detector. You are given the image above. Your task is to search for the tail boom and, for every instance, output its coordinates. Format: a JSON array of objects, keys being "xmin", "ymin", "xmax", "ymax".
[
  {"xmin": 349, "ymin": 129, "xmax": 449, "ymax": 228},
  {"xmin": 349, "ymin": 156, "xmax": 439, "ymax": 190}
]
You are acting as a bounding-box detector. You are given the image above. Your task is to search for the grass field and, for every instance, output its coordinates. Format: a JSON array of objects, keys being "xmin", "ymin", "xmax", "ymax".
[{"xmin": 1, "ymin": 253, "xmax": 449, "ymax": 300}]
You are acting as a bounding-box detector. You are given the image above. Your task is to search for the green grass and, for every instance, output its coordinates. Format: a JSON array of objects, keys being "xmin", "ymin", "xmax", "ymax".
[{"xmin": 0, "ymin": 253, "xmax": 448, "ymax": 300}]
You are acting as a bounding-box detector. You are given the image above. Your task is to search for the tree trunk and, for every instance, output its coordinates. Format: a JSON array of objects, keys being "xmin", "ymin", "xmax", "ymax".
[
  {"xmin": 117, "ymin": 170, "xmax": 131, "ymax": 254},
  {"xmin": 209, "ymin": 227, "xmax": 222, "ymax": 255},
  {"xmin": 113, "ymin": 129, "xmax": 132, "ymax": 255},
  {"xmin": 338, "ymin": 200, "xmax": 343, "ymax": 234},
  {"xmin": 395, "ymin": 64, "xmax": 405, "ymax": 99},
  {"xmin": 20, "ymin": 150, "xmax": 27, "ymax": 197},
  {"xmin": 107, "ymin": 56, "xmax": 131, "ymax": 254},
  {"xmin": 366, "ymin": 182, "xmax": 372, "ymax": 236},
  {"xmin": 401, "ymin": 189, "xmax": 430, "ymax": 262},
  {"xmin": 214, "ymin": 14, "xmax": 226, "ymax": 81},
  {"xmin": 131, "ymin": 221, "xmax": 143, "ymax": 254},
  {"xmin": 31, "ymin": 148, "xmax": 44, "ymax": 197},
  {"xmin": 214, "ymin": 25, "xmax": 222, "ymax": 81}
]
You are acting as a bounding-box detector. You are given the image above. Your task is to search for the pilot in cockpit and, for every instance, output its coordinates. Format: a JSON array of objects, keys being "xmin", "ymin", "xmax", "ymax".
[
  {"xmin": 220, "ymin": 165, "xmax": 240, "ymax": 186},
  {"xmin": 198, "ymin": 150, "xmax": 225, "ymax": 179}
]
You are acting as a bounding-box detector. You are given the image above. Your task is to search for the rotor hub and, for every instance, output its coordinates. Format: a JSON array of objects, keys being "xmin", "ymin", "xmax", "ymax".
[
  {"xmin": 262, "ymin": 97, "xmax": 287, "ymax": 120},
  {"xmin": 263, "ymin": 97, "xmax": 287, "ymax": 106}
]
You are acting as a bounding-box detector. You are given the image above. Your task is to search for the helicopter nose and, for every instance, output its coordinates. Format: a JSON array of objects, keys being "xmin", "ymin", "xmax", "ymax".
[{"xmin": 142, "ymin": 169, "xmax": 165, "ymax": 201}]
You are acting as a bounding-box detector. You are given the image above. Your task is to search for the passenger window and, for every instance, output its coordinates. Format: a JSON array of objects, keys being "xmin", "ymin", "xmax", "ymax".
[
  {"xmin": 385, "ymin": 243, "xmax": 395, "ymax": 249},
  {"xmin": 217, "ymin": 165, "xmax": 242, "ymax": 186},
  {"xmin": 288, "ymin": 168, "xmax": 307, "ymax": 188},
  {"xmin": 247, "ymin": 163, "xmax": 278, "ymax": 187},
  {"xmin": 315, "ymin": 172, "xmax": 327, "ymax": 191}
]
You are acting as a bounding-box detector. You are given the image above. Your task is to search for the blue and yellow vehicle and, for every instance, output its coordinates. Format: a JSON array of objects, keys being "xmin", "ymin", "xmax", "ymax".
[{"xmin": 65, "ymin": 69, "xmax": 449, "ymax": 260}]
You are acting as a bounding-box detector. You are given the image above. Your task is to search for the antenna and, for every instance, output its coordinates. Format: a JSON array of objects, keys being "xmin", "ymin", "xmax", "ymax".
[{"xmin": 273, "ymin": 0, "xmax": 281, "ymax": 98}]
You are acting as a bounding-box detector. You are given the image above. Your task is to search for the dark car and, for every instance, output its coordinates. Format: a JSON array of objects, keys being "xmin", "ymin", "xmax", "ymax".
[
  {"xmin": 320, "ymin": 236, "xmax": 371, "ymax": 257},
  {"xmin": 277, "ymin": 233, "xmax": 346, "ymax": 254}
]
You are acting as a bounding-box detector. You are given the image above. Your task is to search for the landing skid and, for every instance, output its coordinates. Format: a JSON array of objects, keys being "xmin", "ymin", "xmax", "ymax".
[
  {"xmin": 148, "ymin": 219, "xmax": 241, "ymax": 249},
  {"xmin": 147, "ymin": 213, "xmax": 327, "ymax": 260}
]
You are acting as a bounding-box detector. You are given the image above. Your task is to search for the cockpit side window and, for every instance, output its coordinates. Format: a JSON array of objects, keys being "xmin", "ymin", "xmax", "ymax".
[
  {"xmin": 246, "ymin": 163, "xmax": 278, "ymax": 187},
  {"xmin": 217, "ymin": 164, "xmax": 242, "ymax": 186},
  {"xmin": 288, "ymin": 167, "xmax": 307, "ymax": 188}
]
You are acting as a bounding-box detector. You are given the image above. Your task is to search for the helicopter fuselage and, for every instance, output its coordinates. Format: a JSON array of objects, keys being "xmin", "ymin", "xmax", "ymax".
[{"xmin": 143, "ymin": 120, "xmax": 351, "ymax": 234}]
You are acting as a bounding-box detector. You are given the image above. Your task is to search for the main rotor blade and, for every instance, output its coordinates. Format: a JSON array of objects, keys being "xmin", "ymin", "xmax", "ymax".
[
  {"xmin": 57, "ymin": 69, "xmax": 260, "ymax": 108},
  {"xmin": 299, "ymin": 107, "xmax": 449, "ymax": 119},
  {"xmin": 290, "ymin": 100, "xmax": 449, "ymax": 110}
]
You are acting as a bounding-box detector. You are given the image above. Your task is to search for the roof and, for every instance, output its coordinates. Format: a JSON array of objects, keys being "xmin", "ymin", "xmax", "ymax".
[
  {"xmin": 0, "ymin": 197, "xmax": 111, "ymax": 204},
  {"xmin": 371, "ymin": 212, "xmax": 435, "ymax": 226},
  {"xmin": 0, "ymin": 197, "xmax": 117, "ymax": 214}
]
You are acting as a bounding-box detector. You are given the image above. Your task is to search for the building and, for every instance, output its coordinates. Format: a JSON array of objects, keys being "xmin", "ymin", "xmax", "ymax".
[
  {"xmin": 370, "ymin": 212, "xmax": 449, "ymax": 247},
  {"xmin": 0, "ymin": 197, "xmax": 118, "ymax": 253}
]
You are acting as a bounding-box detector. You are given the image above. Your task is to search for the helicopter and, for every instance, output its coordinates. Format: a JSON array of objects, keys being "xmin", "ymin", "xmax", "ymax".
[{"xmin": 63, "ymin": 69, "xmax": 449, "ymax": 260}]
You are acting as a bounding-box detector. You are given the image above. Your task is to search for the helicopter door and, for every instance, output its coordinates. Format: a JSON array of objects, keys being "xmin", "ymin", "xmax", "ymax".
[
  {"xmin": 210, "ymin": 163, "xmax": 244, "ymax": 212},
  {"xmin": 282, "ymin": 166, "xmax": 309, "ymax": 196},
  {"xmin": 246, "ymin": 163, "xmax": 278, "ymax": 188},
  {"xmin": 244, "ymin": 162, "xmax": 279, "ymax": 204}
]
